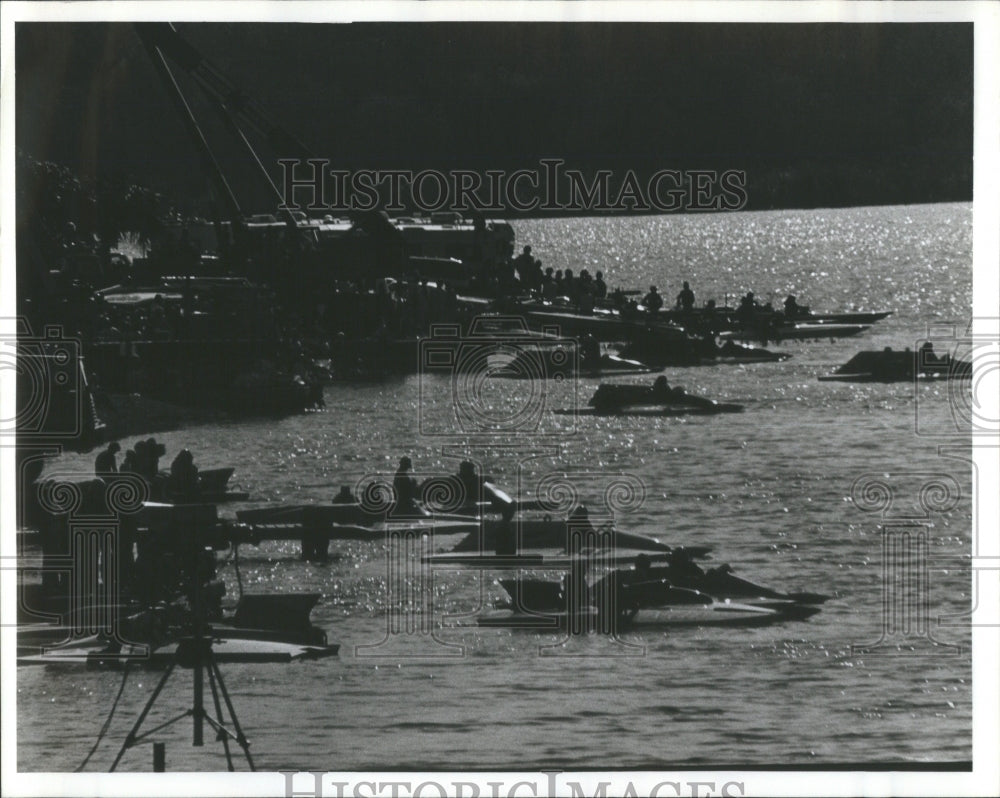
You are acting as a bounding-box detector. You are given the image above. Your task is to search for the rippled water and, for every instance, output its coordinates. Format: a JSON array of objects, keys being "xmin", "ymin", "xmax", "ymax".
[{"xmin": 19, "ymin": 203, "xmax": 973, "ymax": 771}]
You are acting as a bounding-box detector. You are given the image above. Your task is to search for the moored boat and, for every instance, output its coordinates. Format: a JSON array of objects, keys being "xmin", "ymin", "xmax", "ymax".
[
  {"xmin": 17, "ymin": 593, "xmax": 339, "ymax": 667},
  {"xmin": 585, "ymin": 377, "xmax": 743, "ymax": 415},
  {"xmin": 819, "ymin": 346, "xmax": 972, "ymax": 382},
  {"xmin": 718, "ymin": 321, "xmax": 870, "ymax": 342}
]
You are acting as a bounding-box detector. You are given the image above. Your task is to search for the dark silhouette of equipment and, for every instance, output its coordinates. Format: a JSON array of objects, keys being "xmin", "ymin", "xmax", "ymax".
[
  {"xmin": 109, "ymin": 534, "xmax": 255, "ymax": 772},
  {"xmin": 133, "ymin": 22, "xmax": 314, "ymax": 266}
]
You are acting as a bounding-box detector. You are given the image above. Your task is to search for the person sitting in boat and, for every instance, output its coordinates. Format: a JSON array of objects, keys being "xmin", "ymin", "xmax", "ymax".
[
  {"xmin": 666, "ymin": 547, "xmax": 704, "ymax": 579},
  {"xmin": 651, "ymin": 375, "xmax": 687, "ymax": 401},
  {"xmin": 457, "ymin": 460, "xmax": 483, "ymax": 508},
  {"xmin": 135, "ymin": 437, "xmax": 166, "ymax": 482},
  {"xmin": 594, "ymin": 271, "xmax": 608, "ymax": 299},
  {"xmin": 393, "ymin": 456, "xmax": 420, "ymax": 515},
  {"xmin": 332, "ymin": 485, "xmax": 355, "ymax": 504},
  {"xmin": 567, "ymin": 504, "xmax": 605, "ymax": 551},
  {"xmin": 737, "ymin": 292, "xmax": 758, "ymax": 325},
  {"xmin": 634, "ymin": 553, "xmax": 653, "ymax": 579},
  {"xmin": 590, "ymin": 553, "xmax": 651, "ymax": 626},
  {"xmin": 541, "ymin": 269, "xmax": 557, "ymax": 299},
  {"xmin": 580, "ymin": 334, "xmax": 601, "ymax": 369},
  {"xmin": 642, "ymin": 286, "xmax": 663, "ymax": 314},
  {"xmin": 94, "ymin": 441, "xmax": 121, "ymax": 479},
  {"xmin": 919, "ymin": 341, "xmax": 945, "ymax": 366},
  {"xmin": 783, "ymin": 294, "xmax": 801, "ymax": 318},
  {"xmin": 168, "ymin": 449, "xmax": 200, "ymax": 500},
  {"xmin": 513, "ymin": 245, "xmax": 541, "ymax": 291},
  {"xmin": 120, "ymin": 447, "xmax": 137, "ymax": 475},
  {"xmin": 676, "ymin": 281, "xmax": 695, "ymax": 313},
  {"xmin": 132, "ymin": 439, "xmax": 149, "ymax": 480},
  {"xmin": 564, "ymin": 268, "xmax": 578, "ymax": 302},
  {"xmin": 495, "ymin": 501, "xmax": 517, "ymax": 555}
]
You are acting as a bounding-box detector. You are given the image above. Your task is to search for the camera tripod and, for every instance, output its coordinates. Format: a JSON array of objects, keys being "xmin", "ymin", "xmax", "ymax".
[
  {"xmin": 108, "ymin": 629, "xmax": 255, "ymax": 772},
  {"xmin": 109, "ymin": 539, "xmax": 255, "ymax": 772}
]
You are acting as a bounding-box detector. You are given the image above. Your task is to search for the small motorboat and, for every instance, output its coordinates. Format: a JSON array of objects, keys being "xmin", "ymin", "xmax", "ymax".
[
  {"xmin": 17, "ymin": 593, "xmax": 339, "ymax": 667},
  {"xmin": 719, "ymin": 322, "xmax": 870, "ymax": 342},
  {"xmin": 582, "ymin": 377, "xmax": 743, "ymax": 415},
  {"xmin": 493, "ymin": 346, "xmax": 660, "ymax": 379},
  {"xmin": 477, "ymin": 560, "xmax": 825, "ymax": 631},
  {"xmin": 819, "ymin": 346, "xmax": 972, "ymax": 382}
]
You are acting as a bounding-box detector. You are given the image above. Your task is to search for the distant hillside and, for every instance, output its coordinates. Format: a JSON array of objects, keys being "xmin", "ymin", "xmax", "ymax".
[{"xmin": 15, "ymin": 22, "xmax": 972, "ymax": 215}]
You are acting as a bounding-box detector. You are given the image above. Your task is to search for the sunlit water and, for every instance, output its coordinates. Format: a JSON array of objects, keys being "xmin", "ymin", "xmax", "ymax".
[{"xmin": 19, "ymin": 203, "xmax": 973, "ymax": 771}]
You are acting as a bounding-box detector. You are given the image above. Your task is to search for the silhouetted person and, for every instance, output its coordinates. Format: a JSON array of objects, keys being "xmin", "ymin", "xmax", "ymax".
[
  {"xmin": 393, "ymin": 456, "xmax": 419, "ymax": 514},
  {"xmin": 643, "ymin": 286, "xmax": 663, "ymax": 314},
  {"xmin": 488, "ymin": 499, "xmax": 513, "ymax": 556},
  {"xmin": 580, "ymin": 334, "xmax": 601, "ymax": 368},
  {"xmin": 168, "ymin": 449, "xmax": 200, "ymax": 501},
  {"xmin": 146, "ymin": 438, "xmax": 166, "ymax": 477},
  {"xmin": 95, "ymin": 442, "xmax": 121, "ymax": 478},
  {"xmin": 594, "ymin": 271, "xmax": 608, "ymax": 299},
  {"xmin": 737, "ymin": 292, "xmax": 758, "ymax": 325},
  {"xmin": 513, "ymin": 246, "xmax": 541, "ymax": 290},
  {"xmin": 333, "ymin": 485, "xmax": 355, "ymax": 504},
  {"xmin": 457, "ymin": 460, "xmax": 482, "ymax": 509},
  {"xmin": 676, "ymin": 281, "xmax": 695, "ymax": 312},
  {"xmin": 667, "ymin": 547, "xmax": 704, "ymax": 579},
  {"xmin": 783, "ymin": 294, "xmax": 801, "ymax": 317},
  {"xmin": 120, "ymin": 448, "xmax": 137, "ymax": 474},
  {"xmin": 541, "ymin": 268, "xmax": 557, "ymax": 299},
  {"xmin": 554, "ymin": 269, "xmax": 565, "ymax": 295}
]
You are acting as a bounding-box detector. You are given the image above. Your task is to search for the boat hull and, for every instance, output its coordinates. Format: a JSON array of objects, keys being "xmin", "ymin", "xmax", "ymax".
[
  {"xmin": 555, "ymin": 404, "xmax": 743, "ymax": 417},
  {"xmin": 474, "ymin": 600, "xmax": 819, "ymax": 631}
]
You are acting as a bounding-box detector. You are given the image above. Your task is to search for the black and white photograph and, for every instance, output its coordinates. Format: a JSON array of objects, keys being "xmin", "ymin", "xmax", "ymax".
[{"xmin": 2, "ymin": 2, "xmax": 998, "ymax": 796}]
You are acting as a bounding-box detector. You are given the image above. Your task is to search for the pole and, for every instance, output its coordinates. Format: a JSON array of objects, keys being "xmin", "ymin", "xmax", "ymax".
[
  {"xmin": 193, "ymin": 659, "xmax": 204, "ymax": 746},
  {"xmin": 153, "ymin": 742, "xmax": 166, "ymax": 772}
]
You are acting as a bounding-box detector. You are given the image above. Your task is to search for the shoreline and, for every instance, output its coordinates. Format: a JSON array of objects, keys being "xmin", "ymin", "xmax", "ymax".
[{"xmin": 92, "ymin": 391, "xmax": 228, "ymax": 449}]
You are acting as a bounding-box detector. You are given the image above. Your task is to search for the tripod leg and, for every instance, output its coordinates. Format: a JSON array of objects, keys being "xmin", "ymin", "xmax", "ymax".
[
  {"xmin": 206, "ymin": 660, "xmax": 235, "ymax": 771},
  {"xmin": 193, "ymin": 659, "xmax": 204, "ymax": 746},
  {"xmin": 209, "ymin": 658, "xmax": 255, "ymax": 771},
  {"xmin": 110, "ymin": 661, "xmax": 176, "ymax": 772}
]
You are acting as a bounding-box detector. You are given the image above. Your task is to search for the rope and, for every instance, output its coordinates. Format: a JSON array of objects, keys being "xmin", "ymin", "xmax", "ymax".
[{"xmin": 76, "ymin": 662, "xmax": 131, "ymax": 772}]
